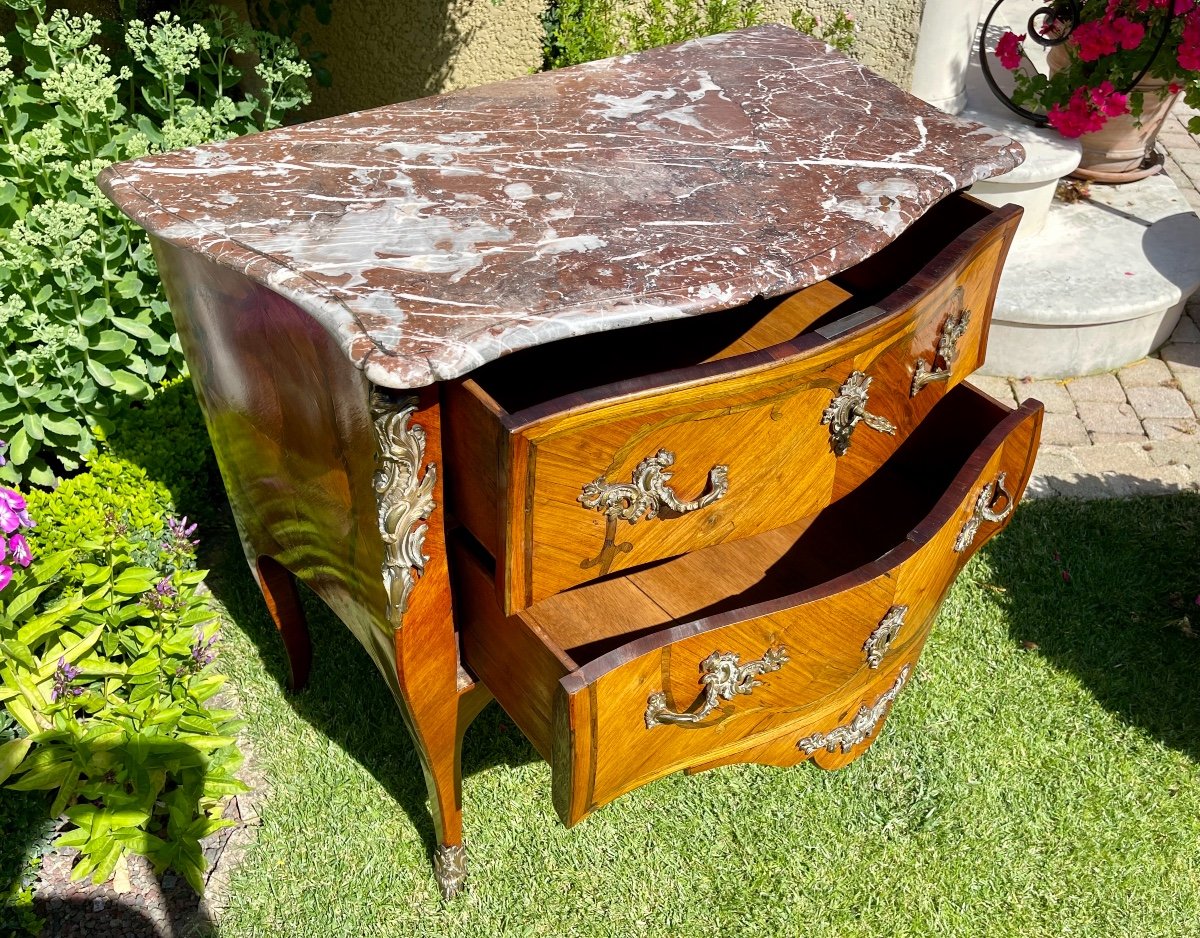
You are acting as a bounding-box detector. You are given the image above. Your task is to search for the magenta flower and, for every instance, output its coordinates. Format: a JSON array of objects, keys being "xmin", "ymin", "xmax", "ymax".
[
  {"xmin": 0, "ymin": 565, "xmax": 11, "ymax": 591},
  {"xmin": 8, "ymin": 534, "xmax": 30, "ymax": 568},
  {"xmin": 995, "ymin": 31, "xmax": 1025, "ymax": 70}
]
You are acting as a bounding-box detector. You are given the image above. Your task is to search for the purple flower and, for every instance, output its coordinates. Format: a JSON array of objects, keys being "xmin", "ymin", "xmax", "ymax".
[
  {"xmin": 0, "ymin": 565, "xmax": 11, "ymax": 592},
  {"xmin": 8, "ymin": 534, "xmax": 30, "ymax": 568},
  {"xmin": 190, "ymin": 627, "xmax": 219, "ymax": 669},
  {"xmin": 0, "ymin": 487, "xmax": 33, "ymax": 535},
  {"xmin": 154, "ymin": 576, "xmax": 176, "ymax": 597},
  {"xmin": 166, "ymin": 516, "xmax": 199, "ymax": 552},
  {"xmin": 50, "ymin": 656, "xmax": 82, "ymax": 703},
  {"xmin": 0, "ymin": 439, "xmax": 7, "ymax": 467}
]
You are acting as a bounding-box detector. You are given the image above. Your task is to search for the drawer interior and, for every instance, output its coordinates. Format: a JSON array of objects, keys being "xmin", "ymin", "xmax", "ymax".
[
  {"xmin": 458, "ymin": 384, "xmax": 1011, "ymax": 671},
  {"xmin": 464, "ymin": 194, "xmax": 997, "ymax": 415}
]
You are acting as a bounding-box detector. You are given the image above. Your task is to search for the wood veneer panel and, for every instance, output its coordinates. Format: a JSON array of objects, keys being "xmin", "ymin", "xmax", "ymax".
[
  {"xmin": 448, "ymin": 199, "xmax": 1022, "ymax": 612},
  {"xmin": 454, "ymin": 538, "xmax": 572, "ymax": 760},
  {"xmin": 546, "ymin": 395, "xmax": 1043, "ymax": 825}
]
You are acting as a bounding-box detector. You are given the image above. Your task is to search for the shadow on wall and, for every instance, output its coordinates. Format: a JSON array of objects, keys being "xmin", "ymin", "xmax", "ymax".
[
  {"xmin": 987, "ymin": 487, "xmax": 1200, "ymax": 763},
  {"xmin": 297, "ymin": 0, "xmax": 546, "ymax": 118}
]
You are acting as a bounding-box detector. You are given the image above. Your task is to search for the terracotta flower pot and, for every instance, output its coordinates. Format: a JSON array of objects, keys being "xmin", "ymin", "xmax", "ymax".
[{"xmin": 1047, "ymin": 44, "xmax": 1181, "ymax": 177}]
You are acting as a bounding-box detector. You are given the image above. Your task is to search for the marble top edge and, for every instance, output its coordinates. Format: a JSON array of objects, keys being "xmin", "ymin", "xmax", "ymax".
[{"xmin": 100, "ymin": 24, "xmax": 1024, "ymax": 388}]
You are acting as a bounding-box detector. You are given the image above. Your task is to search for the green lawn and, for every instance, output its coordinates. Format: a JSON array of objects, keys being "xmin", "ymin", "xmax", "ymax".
[{"xmin": 202, "ymin": 492, "xmax": 1200, "ymax": 938}]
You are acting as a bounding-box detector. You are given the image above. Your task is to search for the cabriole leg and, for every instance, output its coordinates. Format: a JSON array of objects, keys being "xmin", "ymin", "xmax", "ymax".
[
  {"xmin": 254, "ymin": 555, "xmax": 312, "ymax": 691},
  {"xmin": 372, "ymin": 385, "xmax": 483, "ymax": 899}
]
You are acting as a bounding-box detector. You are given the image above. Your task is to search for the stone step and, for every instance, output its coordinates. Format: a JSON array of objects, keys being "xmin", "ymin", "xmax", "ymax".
[
  {"xmin": 978, "ymin": 172, "xmax": 1200, "ymax": 378},
  {"xmin": 963, "ymin": 105, "xmax": 1081, "ymax": 238}
]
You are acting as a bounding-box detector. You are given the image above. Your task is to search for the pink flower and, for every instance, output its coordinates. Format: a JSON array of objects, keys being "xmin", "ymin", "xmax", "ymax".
[
  {"xmin": 0, "ymin": 565, "xmax": 12, "ymax": 591},
  {"xmin": 1072, "ymin": 19, "xmax": 1120, "ymax": 60},
  {"xmin": 1047, "ymin": 84, "xmax": 1124, "ymax": 137},
  {"xmin": 1113, "ymin": 16, "xmax": 1146, "ymax": 49},
  {"xmin": 0, "ymin": 502, "xmax": 19, "ymax": 535},
  {"xmin": 8, "ymin": 534, "xmax": 30, "ymax": 568},
  {"xmin": 1092, "ymin": 81, "xmax": 1130, "ymax": 116},
  {"xmin": 1180, "ymin": 11, "xmax": 1200, "ymax": 70},
  {"xmin": 996, "ymin": 31, "xmax": 1025, "ymax": 70}
]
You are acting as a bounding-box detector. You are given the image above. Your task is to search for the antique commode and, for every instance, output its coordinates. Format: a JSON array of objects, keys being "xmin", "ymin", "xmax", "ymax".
[{"xmin": 100, "ymin": 26, "xmax": 1042, "ymax": 898}]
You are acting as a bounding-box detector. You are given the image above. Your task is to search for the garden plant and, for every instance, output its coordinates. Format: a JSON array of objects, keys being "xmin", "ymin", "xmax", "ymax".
[
  {"xmin": 543, "ymin": 0, "xmax": 855, "ymax": 69},
  {"xmin": 0, "ymin": 0, "xmax": 317, "ymax": 920},
  {"xmin": 0, "ymin": 0, "xmax": 312, "ymax": 486},
  {"xmin": 992, "ymin": 0, "xmax": 1200, "ymax": 137}
]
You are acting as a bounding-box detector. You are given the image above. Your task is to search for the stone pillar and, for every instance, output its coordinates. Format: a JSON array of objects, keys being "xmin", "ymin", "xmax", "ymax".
[{"xmin": 909, "ymin": 0, "xmax": 986, "ymax": 113}]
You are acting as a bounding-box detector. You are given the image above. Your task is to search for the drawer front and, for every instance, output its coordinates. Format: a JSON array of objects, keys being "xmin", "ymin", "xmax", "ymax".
[
  {"xmin": 549, "ymin": 399, "xmax": 1042, "ymax": 826},
  {"xmin": 501, "ymin": 218, "xmax": 1016, "ymax": 613},
  {"xmin": 682, "ymin": 647, "xmax": 923, "ymax": 776}
]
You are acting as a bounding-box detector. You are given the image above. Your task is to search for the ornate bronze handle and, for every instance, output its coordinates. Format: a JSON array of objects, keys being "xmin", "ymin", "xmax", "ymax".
[
  {"xmin": 796, "ymin": 665, "xmax": 910, "ymax": 754},
  {"xmin": 911, "ymin": 304, "xmax": 970, "ymax": 397},
  {"xmin": 822, "ymin": 370, "xmax": 896, "ymax": 457},
  {"xmin": 863, "ymin": 605, "xmax": 907, "ymax": 669},
  {"xmin": 645, "ymin": 645, "xmax": 789, "ymax": 728},
  {"xmin": 579, "ymin": 449, "xmax": 729, "ymax": 523},
  {"xmin": 954, "ymin": 471, "xmax": 1014, "ymax": 553}
]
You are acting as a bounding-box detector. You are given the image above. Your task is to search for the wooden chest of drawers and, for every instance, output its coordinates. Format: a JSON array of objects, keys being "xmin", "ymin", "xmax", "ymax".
[{"xmin": 99, "ymin": 26, "xmax": 1037, "ymax": 899}]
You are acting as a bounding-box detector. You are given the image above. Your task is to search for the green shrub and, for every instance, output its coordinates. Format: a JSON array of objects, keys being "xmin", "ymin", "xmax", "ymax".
[
  {"xmin": 98, "ymin": 375, "xmax": 214, "ymax": 514},
  {"xmin": 543, "ymin": 0, "xmax": 856, "ymax": 69},
  {"xmin": 24, "ymin": 453, "xmax": 174, "ymax": 584},
  {"xmin": 0, "ymin": 0, "xmax": 314, "ymax": 486}
]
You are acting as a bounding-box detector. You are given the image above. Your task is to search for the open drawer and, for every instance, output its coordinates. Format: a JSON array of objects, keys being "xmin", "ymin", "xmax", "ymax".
[
  {"xmin": 443, "ymin": 194, "xmax": 1022, "ymax": 614},
  {"xmin": 454, "ymin": 385, "xmax": 1043, "ymax": 826}
]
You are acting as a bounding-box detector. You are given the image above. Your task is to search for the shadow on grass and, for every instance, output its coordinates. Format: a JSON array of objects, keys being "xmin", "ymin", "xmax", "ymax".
[
  {"xmin": 200, "ymin": 494, "xmax": 538, "ymax": 862},
  {"xmin": 28, "ymin": 883, "xmax": 216, "ymax": 938},
  {"xmin": 103, "ymin": 380, "xmax": 537, "ymax": 861},
  {"xmin": 986, "ymin": 486, "xmax": 1200, "ymax": 762}
]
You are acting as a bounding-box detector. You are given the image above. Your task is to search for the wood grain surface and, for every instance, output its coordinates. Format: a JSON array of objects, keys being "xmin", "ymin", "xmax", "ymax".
[
  {"xmin": 153, "ymin": 239, "xmax": 487, "ymax": 861},
  {"xmin": 456, "ymin": 388, "xmax": 1042, "ymax": 826},
  {"xmin": 443, "ymin": 195, "xmax": 1022, "ymax": 613}
]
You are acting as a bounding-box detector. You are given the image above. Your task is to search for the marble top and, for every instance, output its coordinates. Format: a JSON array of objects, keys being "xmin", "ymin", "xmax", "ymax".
[{"xmin": 99, "ymin": 25, "xmax": 1024, "ymax": 388}]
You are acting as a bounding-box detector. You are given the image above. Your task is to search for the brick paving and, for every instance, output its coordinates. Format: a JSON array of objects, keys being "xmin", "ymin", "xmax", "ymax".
[
  {"xmin": 965, "ymin": 101, "xmax": 1200, "ymax": 500},
  {"xmin": 969, "ymin": 300, "xmax": 1200, "ymax": 499}
]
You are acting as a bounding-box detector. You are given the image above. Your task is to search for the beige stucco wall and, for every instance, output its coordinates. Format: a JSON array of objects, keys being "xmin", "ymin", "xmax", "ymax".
[
  {"xmin": 300, "ymin": 1, "xmax": 926, "ymax": 118},
  {"xmin": 760, "ymin": 0, "xmax": 924, "ymax": 89},
  {"xmin": 300, "ymin": 0, "xmax": 547, "ymax": 118}
]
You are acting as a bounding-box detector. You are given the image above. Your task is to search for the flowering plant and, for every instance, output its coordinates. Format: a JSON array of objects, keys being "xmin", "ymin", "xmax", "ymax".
[
  {"xmin": 0, "ymin": 451, "xmax": 243, "ymax": 891},
  {"xmin": 0, "ymin": 0, "xmax": 313, "ymax": 486},
  {"xmin": 993, "ymin": 0, "xmax": 1200, "ymax": 138}
]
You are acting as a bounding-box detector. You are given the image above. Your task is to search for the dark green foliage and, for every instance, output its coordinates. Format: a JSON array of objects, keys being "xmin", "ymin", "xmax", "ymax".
[{"xmin": 99, "ymin": 376, "xmax": 215, "ymax": 518}]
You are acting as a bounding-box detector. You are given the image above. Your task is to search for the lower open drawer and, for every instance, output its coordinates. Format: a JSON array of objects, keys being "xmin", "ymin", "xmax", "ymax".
[{"xmin": 455, "ymin": 385, "xmax": 1043, "ymax": 825}]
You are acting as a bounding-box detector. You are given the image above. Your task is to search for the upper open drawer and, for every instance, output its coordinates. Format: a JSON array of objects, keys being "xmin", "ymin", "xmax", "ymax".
[{"xmin": 443, "ymin": 194, "xmax": 1022, "ymax": 614}]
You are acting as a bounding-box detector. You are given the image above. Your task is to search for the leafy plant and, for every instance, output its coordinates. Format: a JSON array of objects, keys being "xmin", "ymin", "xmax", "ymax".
[
  {"xmin": 0, "ymin": 0, "xmax": 314, "ymax": 486},
  {"xmin": 24, "ymin": 454, "xmax": 174, "ymax": 584},
  {"xmin": 0, "ymin": 480, "xmax": 245, "ymax": 892},
  {"xmin": 246, "ymin": 0, "xmax": 334, "ymax": 88},
  {"xmin": 543, "ymin": 0, "xmax": 855, "ymax": 69},
  {"xmin": 790, "ymin": 7, "xmax": 856, "ymax": 54}
]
